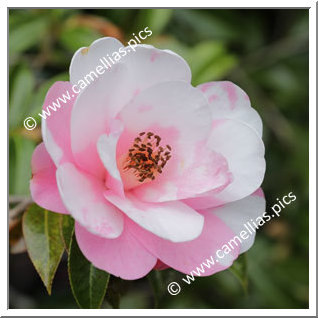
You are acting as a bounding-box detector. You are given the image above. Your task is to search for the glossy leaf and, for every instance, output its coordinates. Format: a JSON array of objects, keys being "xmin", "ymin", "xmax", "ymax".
[
  {"xmin": 59, "ymin": 214, "xmax": 74, "ymax": 253},
  {"xmin": 68, "ymin": 233, "xmax": 110, "ymax": 308},
  {"xmin": 22, "ymin": 204, "xmax": 64, "ymax": 294},
  {"xmin": 105, "ymin": 285, "xmax": 121, "ymax": 309}
]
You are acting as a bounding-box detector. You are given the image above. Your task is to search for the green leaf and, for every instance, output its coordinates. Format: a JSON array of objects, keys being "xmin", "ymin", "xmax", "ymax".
[
  {"xmin": 185, "ymin": 41, "xmax": 224, "ymax": 75},
  {"xmin": 229, "ymin": 253, "xmax": 248, "ymax": 295},
  {"xmin": 59, "ymin": 26, "xmax": 101, "ymax": 52},
  {"xmin": 147, "ymin": 35, "xmax": 190, "ymax": 58},
  {"xmin": 174, "ymin": 10, "xmax": 239, "ymax": 42},
  {"xmin": 10, "ymin": 135, "xmax": 36, "ymax": 195},
  {"xmin": 59, "ymin": 214, "xmax": 74, "ymax": 253},
  {"xmin": 9, "ymin": 17, "xmax": 48, "ymax": 55},
  {"xmin": 9, "ymin": 137, "xmax": 16, "ymax": 195},
  {"xmin": 137, "ymin": 9, "xmax": 173, "ymax": 36},
  {"xmin": 192, "ymin": 54, "xmax": 238, "ymax": 85},
  {"xmin": 68, "ymin": 233, "xmax": 110, "ymax": 308},
  {"xmin": 147, "ymin": 270, "xmax": 165, "ymax": 308},
  {"xmin": 9, "ymin": 66, "xmax": 35, "ymax": 129},
  {"xmin": 105, "ymin": 285, "xmax": 121, "ymax": 309},
  {"xmin": 22, "ymin": 204, "xmax": 65, "ymax": 294}
]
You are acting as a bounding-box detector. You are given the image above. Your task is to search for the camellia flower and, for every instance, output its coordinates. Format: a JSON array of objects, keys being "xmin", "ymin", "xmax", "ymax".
[{"xmin": 30, "ymin": 37, "xmax": 266, "ymax": 280}]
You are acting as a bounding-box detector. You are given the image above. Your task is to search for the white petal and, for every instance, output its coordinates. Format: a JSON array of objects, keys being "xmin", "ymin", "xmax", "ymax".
[
  {"xmin": 122, "ymin": 44, "xmax": 191, "ymax": 87},
  {"xmin": 207, "ymin": 119, "xmax": 265, "ymax": 204},
  {"xmin": 97, "ymin": 120, "xmax": 125, "ymax": 198},
  {"xmin": 70, "ymin": 63, "xmax": 129, "ymax": 177},
  {"xmin": 104, "ymin": 191, "xmax": 204, "ymax": 243},
  {"xmin": 70, "ymin": 41, "xmax": 193, "ymax": 178},
  {"xmin": 211, "ymin": 193, "xmax": 266, "ymax": 253},
  {"xmin": 198, "ymin": 81, "xmax": 263, "ymax": 137},
  {"xmin": 70, "ymin": 37, "xmax": 123, "ymax": 85}
]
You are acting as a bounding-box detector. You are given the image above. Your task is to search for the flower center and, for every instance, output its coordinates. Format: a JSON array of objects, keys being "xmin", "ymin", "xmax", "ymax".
[{"xmin": 123, "ymin": 131, "xmax": 172, "ymax": 184}]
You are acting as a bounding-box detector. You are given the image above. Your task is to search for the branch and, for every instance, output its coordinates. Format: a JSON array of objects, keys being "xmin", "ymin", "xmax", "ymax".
[{"xmin": 9, "ymin": 197, "xmax": 33, "ymax": 220}]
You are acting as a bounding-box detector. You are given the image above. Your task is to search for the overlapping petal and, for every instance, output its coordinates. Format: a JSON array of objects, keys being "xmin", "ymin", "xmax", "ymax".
[
  {"xmin": 117, "ymin": 81, "xmax": 220, "ymax": 201},
  {"xmin": 70, "ymin": 37, "xmax": 123, "ymax": 85},
  {"xmin": 210, "ymin": 191, "xmax": 266, "ymax": 254},
  {"xmin": 30, "ymin": 143, "xmax": 68, "ymax": 214},
  {"xmin": 30, "ymin": 37, "xmax": 266, "ymax": 282},
  {"xmin": 70, "ymin": 42, "xmax": 192, "ymax": 179},
  {"xmin": 56, "ymin": 162, "xmax": 124, "ymax": 239},
  {"xmin": 104, "ymin": 191, "xmax": 204, "ymax": 243},
  {"xmin": 184, "ymin": 119, "xmax": 265, "ymax": 209},
  {"xmin": 97, "ymin": 119, "xmax": 125, "ymax": 198},
  {"xmin": 75, "ymin": 220, "xmax": 157, "ymax": 280},
  {"xmin": 70, "ymin": 63, "xmax": 129, "ymax": 178},
  {"xmin": 128, "ymin": 208, "xmax": 240, "ymax": 276},
  {"xmin": 198, "ymin": 81, "xmax": 262, "ymax": 137},
  {"xmin": 41, "ymin": 81, "xmax": 76, "ymax": 167},
  {"xmin": 121, "ymin": 44, "xmax": 191, "ymax": 87}
]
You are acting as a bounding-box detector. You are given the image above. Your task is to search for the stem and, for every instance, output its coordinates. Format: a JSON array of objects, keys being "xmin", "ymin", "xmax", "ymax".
[
  {"xmin": 9, "ymin": 196, "xmax": 33, "ymax": 219},
  {"xmin": 9, "ymin": 195, "xmax": 31, "ymax": 204}
]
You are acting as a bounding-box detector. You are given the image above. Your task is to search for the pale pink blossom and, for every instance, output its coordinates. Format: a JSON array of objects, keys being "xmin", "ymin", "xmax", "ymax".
[{"xmin": 30, "ymin": 38, "xmax": 266, "ymax": 279}]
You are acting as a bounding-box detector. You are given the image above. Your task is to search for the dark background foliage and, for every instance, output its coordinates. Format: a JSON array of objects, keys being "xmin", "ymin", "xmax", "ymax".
[{"xmin": 9, "ymin": 8, "xmax": 309, "ymax": 309}]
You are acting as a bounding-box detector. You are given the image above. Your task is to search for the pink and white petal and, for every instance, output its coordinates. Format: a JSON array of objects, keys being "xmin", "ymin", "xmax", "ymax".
[
  {"xmin": 104, "ymin": 191, "xmax": 204, "ymax": 243},
  {"xmin": 136, "ymin": 146, "xmax": 231, "ymax": 203},
  {"xmin": 122, "ymin": 44, "xmax": 191, "ymax": 88},
  {"xmin": 97, "ymin": 119, "xmax": 125, "ymax": 198},
  {"xmin": 132, "ymin": 145, "xmax": 231, "ymax": 203},
  {"xmin": 56, "ymin": 162, "xmax": 123, "ymax": 239},
  {"xmin": 211, "ymin": 191, "xmax": 266, "ymax": 254},
  {"xmin": 30, "ymin": 143, "xmax": 68, "ymax": 214},
  {"xmin": 71, "ymin": 43, "xmax": 192, "ymax": 178},
  {"xmin": 183, "ymin": 190, "xmax": 226, "ymax": 211},
  {"xmin": 118, "ymin": 81, "xmax": 213, "ymax": 201},
  {"xmin": 41, "ymin": 81, "xmax": 76, "ymax": 166},
  {"xmin": 198, "ymin": 81, "xmax": 262, "ymax": 137},
  {"xmin": 128, "ymin": 209, "xmax": 240, "ymax": 276},
  {"xmin": 70, "ymin": 63, "xmax": 130, "ymax": 178},
  {"xmin": 75, "ymin": 220, "xmax": 157, "ymax": 280},
  {"xmin": 203, "ymin": 119, "xmax": 265, "ymax": 206},
  {"xmin": 69, "ymin": 37, "xmax": 123, "ymax": 85},
  {"xmin": 170, "ymin": 147, "xmax": 232, "ymax": 200}
]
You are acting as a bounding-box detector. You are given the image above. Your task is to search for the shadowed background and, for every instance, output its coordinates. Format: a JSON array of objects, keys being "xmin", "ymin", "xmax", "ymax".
[{"xmin": 9, "ymin": 8, "xmax": 309, "ymax": 309}]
